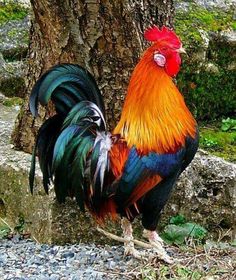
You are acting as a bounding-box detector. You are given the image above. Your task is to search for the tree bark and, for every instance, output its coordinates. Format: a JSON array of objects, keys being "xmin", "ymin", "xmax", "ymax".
[{"xmin": 12, "ymin": 0, "xmax": 174, "ymax": 153}]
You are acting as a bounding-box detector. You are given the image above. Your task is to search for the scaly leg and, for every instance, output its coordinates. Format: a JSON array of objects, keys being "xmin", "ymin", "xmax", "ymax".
[
  {"xmin": 121, "ymin": 218, "xmax": 144, "ymax": 259},
  {"xmin": 143, "ymin": 229, "xmax": 173, "ymax": 264}
]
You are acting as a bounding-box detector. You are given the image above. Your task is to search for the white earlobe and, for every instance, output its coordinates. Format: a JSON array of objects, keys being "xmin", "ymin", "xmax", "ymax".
[{"xmin": 154, "ymin": 53, "xmax": 166, "ymax": 67}]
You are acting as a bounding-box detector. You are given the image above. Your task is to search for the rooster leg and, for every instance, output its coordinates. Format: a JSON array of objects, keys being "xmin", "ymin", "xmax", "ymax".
[
  {"xmin": 143, "ymin": 229, "xmax": 173, "ymax": 264},
  {"xmin": 121, "ymin": 218, "xmax": 145, "ymax": 259},
  {"xmin": 97, "ymin": 224, "xmax": 172, "ymax": 262},
  {"xmin": 97, "ymin": 221, "xmax": 146, "ymax": 259}
]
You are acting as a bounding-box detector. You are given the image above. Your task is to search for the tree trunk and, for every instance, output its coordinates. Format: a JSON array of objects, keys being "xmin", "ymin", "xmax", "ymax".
[{"xmin": 12, "ymin": 0, "xmax": 174, "ymax": 153}]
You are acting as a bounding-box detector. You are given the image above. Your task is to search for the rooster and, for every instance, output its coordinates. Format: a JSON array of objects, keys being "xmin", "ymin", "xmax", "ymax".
[{"xmin": 29, "ymin": 26, "xmax": 199, "ymax": 263}]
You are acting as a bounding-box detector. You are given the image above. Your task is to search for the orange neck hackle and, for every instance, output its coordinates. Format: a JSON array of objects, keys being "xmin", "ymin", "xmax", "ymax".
[{"xmin": 113, "ymin": 48, "xmax": 197, "ymax": 154}]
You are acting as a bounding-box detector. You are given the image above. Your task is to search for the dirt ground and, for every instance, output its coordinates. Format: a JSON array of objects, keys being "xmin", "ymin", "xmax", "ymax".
[{"xmin": 105, "ymin": 244, "xmax": 236, "ymax": 280}]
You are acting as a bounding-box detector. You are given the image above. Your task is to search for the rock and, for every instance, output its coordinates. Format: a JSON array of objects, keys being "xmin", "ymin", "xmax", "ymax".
[
  {"xmin": 0, "ymin": 60, "xmax": 26, "ymax": 97},
  {"xmin": 49, "ymin": 274, "xmax": 60, "ymax": 280},
  {"xmin": 0, "ymin": 92, "xmax": 7, "ymax": 102},
  {"xmin": 164, "ymin": 150, "xmax": 236, "ymax": 240},
  {"xmin": 203, "ymin": 62, "xmax": 219, "ymax": 73},
  {"xmin": 0, "ymin": 104, "xmax": 235, "ymax": 244},
  {"xmin": 0, "ymin": 17, "xmax": 30, "ymax": 59},
  {"xmin": 227, "ymin": 61, "xmax": 236, "ymax": 70},
  {"xmin": 0, "ymin": 16, "xmax": 29, "ymax": 97},
  {"xmin": 175, "ymin": 0, "xmax": 236, "ymax": 11},
  {"xmin": 6, "ymin": 0, "xmax": 31, "ymax": 8},
  {"xmin": 61, "ymin": 251, "xmax": 75, "ymax": 259},
  {"xmin": 195, "ymin": 0, "xmax": 236, "ymax": 10},
  {"xmin": 220, "ymin": 30, "xmax": 236, "ymax": 46}
]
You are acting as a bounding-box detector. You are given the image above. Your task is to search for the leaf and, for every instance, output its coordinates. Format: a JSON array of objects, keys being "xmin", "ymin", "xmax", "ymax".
[
  {"xmin": 221, "ymin": 118, "xmax": 236, "ymax": 132},
  {"xmin": 181, "ymin": 222, "xmax": 207, "ymax": 239},
  {"xmin": 0, "ymin": 225, "xmax": 10, "ymax": 239},
  {"xmin": 161, "ymin": 224, "xmax": 187, "ymax": 245},
  {"xmin": 231, "ymin": 240, "xmax": 236, "ymax": 247},
  {"xmin": 161, "ymin": 222, "xmax": 207, "ymax": 245},
  {"xmin": 170, "ymin": 215, "xmax": 186, "ymax": 225}
]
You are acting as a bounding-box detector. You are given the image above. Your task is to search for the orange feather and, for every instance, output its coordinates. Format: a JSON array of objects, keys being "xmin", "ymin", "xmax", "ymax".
[
  {"xmin": 114, "ymin": 47, "xmax": 196, "ymax": 154},
  {"xmin": 109, "ymin": 139, "xmax": 129, "ymax": 178},
  {"xmin": 126, "ymin": 175, "xmax": 162, "ymax": 207}
]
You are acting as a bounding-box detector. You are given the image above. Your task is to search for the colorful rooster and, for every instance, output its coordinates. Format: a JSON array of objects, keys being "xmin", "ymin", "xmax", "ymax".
[{"xmin": 29, "ymin": 26, "xmax": 199, "ymax": 263}]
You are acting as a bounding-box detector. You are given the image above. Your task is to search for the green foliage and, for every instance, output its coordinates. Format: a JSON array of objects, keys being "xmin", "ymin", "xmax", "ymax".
[
  {"xmin": 0, "ymin": 2, "xmax": 28, "ymax": 25},
  {"xmin": 200, "ymin": 127, "xmax": 236, "ymax": 162},
  {"xmin": 201, "ymin": 137, "xmax": 219, "ymax": 149},
  {"xmin": 175, "ymin": 267, "xmax": 202, "ymax": 280},
  {"xmin": 175, "ymin": 4, "xmax": 236, "ymax": 122},
  {"xmin": 231, "ymin": 240, "xmax": 236, "ymax": 247},
  {"xmin": 178, "ymin": 64, "xmax": 236, "ymax": 121},
  {"xmin": 141, "ymin": 264, "xmax": 203, "ymax": 280},
  {"xmin": 175, "ymin": 5, "xmax": 235, "ymax": 49},
  {"xmin": 0, "ymin": 224, "xmax": 10, "ymax": 239},
  {"xmin": 161, "ymin": 215, "xmax": 207, "ymax": 245},
  {"xmin": 14, "ymin": 215, "xmax": 25, "ymax": 234},
  {"xmin": 0, "ymin": 215, "xmax": 25, "ymax": 239},
  {"xmin": 2, "ymin": 97, "xmax": 23, "ymax": 107},
  {"xmin": 0, "ymin": 77, "xmax": 25, "ymax": 98},
  {"xmin": 169, "ymin": 214, "xmax": 186, "ymax": 225},
  {"xmin": 221, "ymin": 118, "xmax": 236, "ymax": 132}
]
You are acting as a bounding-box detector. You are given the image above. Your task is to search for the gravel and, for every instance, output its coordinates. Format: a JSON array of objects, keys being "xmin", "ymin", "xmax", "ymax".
[
  {"xmin": 1, "ymin": 238, "xmax": 235, "ymax": 279},
  {"xmin": 0, "ymin": 239, "xmax": 140, "ymax": 279}
]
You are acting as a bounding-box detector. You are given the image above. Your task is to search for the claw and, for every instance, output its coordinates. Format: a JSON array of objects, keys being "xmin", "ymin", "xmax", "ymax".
[
  {"xmin": 149, "ymin": 241, "xmax": 173, "ymax": 264},
  {"xmin": 143, "ymin": 229, "xmax": 174, "ymax": 264},
  {"xmin": 124, "ymin": 243, "xmax": 146, "ymax": 259},
  {"xmin": 96, "ymin": 224, "xmax": 173, "ymax": 264}
]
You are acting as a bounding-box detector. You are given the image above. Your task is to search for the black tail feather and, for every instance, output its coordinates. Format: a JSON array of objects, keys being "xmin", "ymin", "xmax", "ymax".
[{"xmin": 29, "ymin": 64, "xmax": 111, "ymax": 215}]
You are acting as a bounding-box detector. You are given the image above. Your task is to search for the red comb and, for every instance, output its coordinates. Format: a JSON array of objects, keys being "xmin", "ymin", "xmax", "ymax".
[{"xmin": 144, "ymin": 26, "xmax": 181, "ymax": 48}]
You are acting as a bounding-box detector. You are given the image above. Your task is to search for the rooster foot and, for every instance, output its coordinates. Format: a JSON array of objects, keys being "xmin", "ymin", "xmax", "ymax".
[
  {"xmin": 96, "ymin": 222, "xmax": 173, "ymax": 264},
  {"xmin": 124, "ymin": 241, "xmax": 146, "ymax": 259},
  {"xmin": 97, "ymin": 225, "xmax": 146, "ymax": 259},
  {"xmin": 121, "ymin": 218, "xmax": 146, "ymax": 260},
  {"xmin": 143, "ymin": 229, "xmax": 173, "ymax": 264}
]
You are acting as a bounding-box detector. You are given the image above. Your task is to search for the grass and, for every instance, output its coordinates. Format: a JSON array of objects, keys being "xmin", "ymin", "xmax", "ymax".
[
  {"xmin": 0, "ymin": 217, "xmax": 12, "ymax": 239},
  {"xmin": 0, "ymin": 215, "xmax": 28, "ymax": 240},
  {"xmin": 106, "ymin": 242, "xmax": 235, "ymax": 279},
  {"xmin": 199, "ymin": 119, "xmax": 236, "ymax": 162}
]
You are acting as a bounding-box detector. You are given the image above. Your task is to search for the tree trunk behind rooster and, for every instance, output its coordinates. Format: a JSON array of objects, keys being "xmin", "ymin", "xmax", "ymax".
[{"xmin": 12, "ymin": 0, "xmax": 174, "ymax": 153}]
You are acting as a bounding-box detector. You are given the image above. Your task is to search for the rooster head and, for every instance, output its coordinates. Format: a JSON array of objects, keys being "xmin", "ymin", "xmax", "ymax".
[{"xmin": 144, "ymin": 26, "xmax": 186, "ymax": 77}]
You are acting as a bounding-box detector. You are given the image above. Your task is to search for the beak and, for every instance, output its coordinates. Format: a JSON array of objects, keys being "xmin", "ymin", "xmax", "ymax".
[{"xmin": 178, "ymin": 47, "xmax": 187, "ymax": 54}]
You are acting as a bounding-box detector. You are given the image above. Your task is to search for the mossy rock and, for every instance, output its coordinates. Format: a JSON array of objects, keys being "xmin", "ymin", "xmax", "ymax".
[
  {"xmin": 0, "ymin": 2, "xmax": 29, "ymax": 25},
  {"xmin": 175, "ymin": 3, "xmax": 236, "ymax": 49},
  {"xmin": 2, "ymin": 96, "xmax": 23, "ymax": 106},
  {"xmin": 0, "ymin": 76, "xmax": 25, "ymax": 98},
  {"xmin": 175, "ymin": 4, "xmax": 236, "ymax": 121}
]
